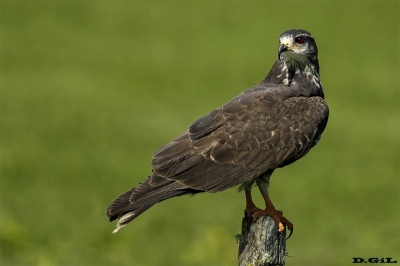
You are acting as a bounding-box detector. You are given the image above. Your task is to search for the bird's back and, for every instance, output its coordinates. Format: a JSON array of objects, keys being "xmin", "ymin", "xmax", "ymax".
[{"xmin": 152, "ymin": 78, "xmax": 328, "ymax": 189}]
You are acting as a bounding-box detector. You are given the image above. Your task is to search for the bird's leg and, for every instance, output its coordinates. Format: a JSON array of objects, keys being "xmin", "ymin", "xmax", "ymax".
[
  {"xmin": 243, "ymin": 181, "xmax": 262, "ymax": 216},
  {"xmin": 252, "ymin": 174, "xmax": 293, "ymax": 233}
]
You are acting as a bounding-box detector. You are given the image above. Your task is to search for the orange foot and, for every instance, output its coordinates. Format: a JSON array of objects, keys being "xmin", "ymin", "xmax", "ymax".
[
  {"xmin": 243, "ymin": 184, "xmax": 293, "ymax": 239},
  {"xmin": 252, "ymin": 209, "xmax": 293, "ymax": 237}
]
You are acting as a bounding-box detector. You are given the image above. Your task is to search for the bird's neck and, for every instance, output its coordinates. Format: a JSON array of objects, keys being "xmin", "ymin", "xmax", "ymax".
[{"xmin": 263, "ymin": 59, "xmax": 324, "ymax": 98}]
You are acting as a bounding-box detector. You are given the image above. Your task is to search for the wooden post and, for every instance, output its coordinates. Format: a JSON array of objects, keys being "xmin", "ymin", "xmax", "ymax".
[{"xmin": 238, "ymin": 214, "xmax": 286, "ymax": 266}]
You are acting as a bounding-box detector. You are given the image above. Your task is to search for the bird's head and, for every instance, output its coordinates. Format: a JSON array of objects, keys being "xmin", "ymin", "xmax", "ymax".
[{"xmin": 278, "ymin": 29, "xmax": 318, "ymax": 68}]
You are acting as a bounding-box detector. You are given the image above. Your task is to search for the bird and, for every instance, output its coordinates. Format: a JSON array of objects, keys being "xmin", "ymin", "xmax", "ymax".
[{"xmin": 106, "ymin": 29, "xmax": 329, "ymax": 234}]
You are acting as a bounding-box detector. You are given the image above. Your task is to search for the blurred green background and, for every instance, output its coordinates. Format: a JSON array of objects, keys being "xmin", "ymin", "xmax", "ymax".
[{"xmin": 1, "ymin": 1, "xmax": 398, "ymax": 265}]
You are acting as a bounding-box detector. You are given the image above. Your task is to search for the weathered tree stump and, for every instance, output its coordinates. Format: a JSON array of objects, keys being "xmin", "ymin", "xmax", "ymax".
[{"xmin": 238, "ymin": 214, "xmax": 286, "ymax": 266}]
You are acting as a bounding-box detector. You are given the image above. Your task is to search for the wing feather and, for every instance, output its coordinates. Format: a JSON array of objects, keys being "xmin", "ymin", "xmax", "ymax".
[{"xmin": 150, "ymin": 83, "xmax": 328, "ymax": 192}]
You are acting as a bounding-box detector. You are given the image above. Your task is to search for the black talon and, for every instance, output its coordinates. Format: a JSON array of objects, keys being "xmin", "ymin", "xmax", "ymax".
[{"xmin": 285, "ymin": 228, "xmax": 293, "ymax": 240}]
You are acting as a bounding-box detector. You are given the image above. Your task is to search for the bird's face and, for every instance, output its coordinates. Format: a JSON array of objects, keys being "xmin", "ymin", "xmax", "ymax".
[{"xmin": 278, "ymin": 29, "xmax": 318, "ymax": 67}]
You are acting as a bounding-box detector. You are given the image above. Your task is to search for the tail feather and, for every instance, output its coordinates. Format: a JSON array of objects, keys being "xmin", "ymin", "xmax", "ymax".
[{"xmin": 106, "ymin": 175, "xmax": 199, "ymax": 233}]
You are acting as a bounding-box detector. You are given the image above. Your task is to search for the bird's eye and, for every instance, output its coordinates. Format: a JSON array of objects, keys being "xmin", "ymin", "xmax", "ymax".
[{"xmin": 295, "ymin": 37, "xmax": 305, "ymax": 44}]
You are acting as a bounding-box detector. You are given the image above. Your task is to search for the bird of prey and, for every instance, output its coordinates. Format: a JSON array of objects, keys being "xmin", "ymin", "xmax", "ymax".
[{"xmin": 106, "ymin": 29, "xmax": 329, "ymax": 234}]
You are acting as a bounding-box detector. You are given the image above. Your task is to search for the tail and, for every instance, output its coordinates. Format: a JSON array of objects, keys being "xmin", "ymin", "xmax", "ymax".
[{"xmin": 106, "ymin": 175, "xmax": 199, "ymax": 233}]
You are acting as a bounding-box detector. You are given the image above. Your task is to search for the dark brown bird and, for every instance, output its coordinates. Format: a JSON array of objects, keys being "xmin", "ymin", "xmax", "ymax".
[{"xmin": 106, "ymin": 29, "xmax": 329, "ymax": 234}]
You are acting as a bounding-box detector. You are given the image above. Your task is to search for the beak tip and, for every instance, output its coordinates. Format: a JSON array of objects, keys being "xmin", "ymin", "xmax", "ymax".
[{"xmin": 278, "ymin": 44, "xmax": 289, "ymax": 59}]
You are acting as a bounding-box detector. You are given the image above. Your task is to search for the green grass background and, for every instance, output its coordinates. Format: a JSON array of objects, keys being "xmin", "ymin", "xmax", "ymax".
[{"xmin": 1, "ymin": 1, "xmax": 399, "ymax": 265}]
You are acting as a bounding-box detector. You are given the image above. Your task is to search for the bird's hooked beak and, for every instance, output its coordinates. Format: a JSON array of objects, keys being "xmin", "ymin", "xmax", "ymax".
[{"xmin": 278, "ymin": 44, "xmax": 289, "ymax": 59}]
